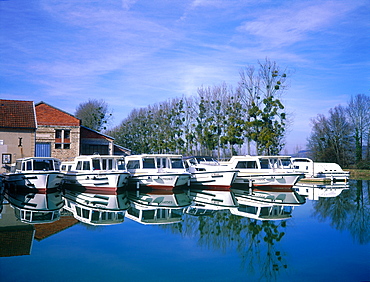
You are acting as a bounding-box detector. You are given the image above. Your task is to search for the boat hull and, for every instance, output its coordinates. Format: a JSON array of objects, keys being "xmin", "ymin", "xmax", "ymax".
[
  {"xmin": 189, "ymin": 170, "xmax": 237, "ymax": 190},
  {"xmin": 62, "ymin": 171, "xmax": 130, "ymax": 191},
  {"xmin": 128, "ymin": 173, "xmax": 190, "ymax": 189},
  {"xmin": 233, "ymin": 172, "xmax": 303, "ymax": 189},
  {"xmin": 4, "ymin": 172, "xmax": 64, "ymax": 191}
]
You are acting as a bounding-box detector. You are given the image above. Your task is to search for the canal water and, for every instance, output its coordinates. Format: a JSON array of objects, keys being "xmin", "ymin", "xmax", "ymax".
[{"xmin": 0, "ymin": 180, "xmax": 369, "ymax": 282}]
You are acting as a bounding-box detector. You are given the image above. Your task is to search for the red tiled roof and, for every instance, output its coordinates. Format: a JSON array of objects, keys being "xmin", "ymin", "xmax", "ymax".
[
  {"xmin": 35, "ymin": 102, "xmax": 80, "ymax": 126},
  {"xmin": 80, "ymin": 126, "xmax": 114, "ymax": 140},
  {"xmin": 0, "ymin": 99, "xmax": 36, "ymax": 129}
]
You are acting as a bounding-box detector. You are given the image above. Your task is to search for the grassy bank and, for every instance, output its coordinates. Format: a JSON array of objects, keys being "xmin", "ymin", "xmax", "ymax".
[{"xmin": 346, "ymin": 169, "xmax": 370, "ymax": 180}]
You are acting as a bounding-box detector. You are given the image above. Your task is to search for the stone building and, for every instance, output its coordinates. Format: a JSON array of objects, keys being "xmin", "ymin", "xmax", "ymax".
[
  {"xmin": 0, "ymin": 100, "xmax": 130, "ymax": 170},
  {"xmin": 35, "ymin": 102, "xmax": 81, "ymax": 161},
  {"xmin": 0, "ymin": 100, "xmax": 37, "ymax": 173}
]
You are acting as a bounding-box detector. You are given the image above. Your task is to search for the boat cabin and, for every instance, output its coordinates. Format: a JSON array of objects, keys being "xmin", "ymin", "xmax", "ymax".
[
  {"xmin": 11, "ymin": 157, "xmax": 61, "ymax": 173},
  {"xmin": 126, "ymin": 154, "xmax": 185, "ymax": 171},
  {"xmin": 228, "ymin": 156, "xmax": 294, "ymax": 170},
  {"xmin": 66, "ymin": 155, "xmax": 126, "ymax": 172}
]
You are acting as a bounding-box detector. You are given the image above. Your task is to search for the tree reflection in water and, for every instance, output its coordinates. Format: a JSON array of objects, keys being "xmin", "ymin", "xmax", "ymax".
[
  {"xmin": 162, "ymin": 209, "xmax": 288, "ymax": 281},
  {"xmin": 312, "ymin": 180, "xmax": 370, "ymax": 244}
]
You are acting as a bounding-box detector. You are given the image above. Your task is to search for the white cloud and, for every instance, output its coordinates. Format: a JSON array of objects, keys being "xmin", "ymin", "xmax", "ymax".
[{"xmin": 238, "ymin": 1, "xmax": 363, "ymax": 47}]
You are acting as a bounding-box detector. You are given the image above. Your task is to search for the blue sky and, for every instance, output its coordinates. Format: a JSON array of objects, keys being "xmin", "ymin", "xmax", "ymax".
[{"xmin": 1, "ymin": 0, "xmax": 369, "ymax": 153}]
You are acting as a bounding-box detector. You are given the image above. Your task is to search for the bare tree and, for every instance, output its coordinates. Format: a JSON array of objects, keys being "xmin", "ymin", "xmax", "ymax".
[
  {"xmin": 346, "ymin": 94, "xmax": 370, "ymax": 162},
  {"xmin": 75, "ymin": 99, "xmax": 112, "ymax": 132}
]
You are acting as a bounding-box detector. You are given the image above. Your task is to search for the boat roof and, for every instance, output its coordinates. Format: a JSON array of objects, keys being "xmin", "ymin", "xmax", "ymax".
[
  {"xmin": 73, "ymin": 155, "xmax": 125, "ymax": 160},
  {"xmin": 16, "ymin": 157, "xmax": 61, "ymax": 162},
  {"xmin": 229, "ymin": 155, "xmax": 292, "ymax": 160},
  {"xmin": 183, "ymin": 156, "xmax": 216, "ymax": 160},
  {"xmin": 125, "ymin": 154, "xmax": 183, "ymax": 158}
]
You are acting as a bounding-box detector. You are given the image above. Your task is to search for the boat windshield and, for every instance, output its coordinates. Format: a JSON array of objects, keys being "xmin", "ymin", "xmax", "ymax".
[
  {"xmin": 171, "ymin": 158, "xmax": 184, "ymax": 169},
  {"xmin": 143, "ymin": 158, "xmax": 156, "ymax": 169},
  {"xmin": 33, "ymin": 159, "xmax": 55, "ymax": 171}
]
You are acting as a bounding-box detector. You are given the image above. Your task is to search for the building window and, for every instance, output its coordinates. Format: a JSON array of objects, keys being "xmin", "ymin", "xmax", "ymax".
[{"xmin": 55, "ymin": 129, "xmax": 71, "ymax": 149}]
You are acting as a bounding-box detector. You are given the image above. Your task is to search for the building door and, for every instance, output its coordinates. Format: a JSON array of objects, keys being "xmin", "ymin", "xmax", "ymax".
[{"xmin": 36, "ymin": 143, "xmax": 51, "ymax": 157}]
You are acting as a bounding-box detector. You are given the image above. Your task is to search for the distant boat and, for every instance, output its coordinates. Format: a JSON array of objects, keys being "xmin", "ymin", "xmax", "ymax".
[
  {"xmin": 125, "ymin": 154, "xmax": 191, "ymax": 189},
  {"xmin": 61, "ymin": 155, "xmax": 130, "ymax": 191},
  {"xmin": 183, "ymin": 156, "xmax": 238, "ymax": 189},
  {"xmin": 3, "ymin": 157, "xmax": 64, "ymax": 191},
  {"xmin": 291, "ymin": 157, "xmax": 349, "ymax": 182},
  {"xmin": 220, "ymin": 155, "xmax": 304, "ymax": 189}
]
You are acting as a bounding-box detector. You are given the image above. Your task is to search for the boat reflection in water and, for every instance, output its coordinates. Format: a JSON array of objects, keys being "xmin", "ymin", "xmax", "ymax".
[
  {"xmin": 293, "ymin": 182, "xmax": 349, "ymax": 200},
  {"xmin": 184, "ymin": 188, "xmax": 238, "ymax": 216},
  {"xmin": 4, "ymin": 187, "xmax": 64, "ymax": 224},
  {"xmin": 62, "ymin": 185, "xmax": 130, "ymax": 225},
  {"xmin": 126, "ymin": 188, "xmax": 191, "ymax": 225},
  {"xmin": 230, "ymin": 187, "xmax": 306, "ymax": 221}
]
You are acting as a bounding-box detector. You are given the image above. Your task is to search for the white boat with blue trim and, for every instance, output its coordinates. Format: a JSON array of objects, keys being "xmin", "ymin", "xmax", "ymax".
[
  {"xmin": 125, "ymin": 154, "xmax": 191, "ymax": 189},
  {"xmin": 183, "ymin": 156, "xmax": 238, "ymax": 189},
  {"xmin": 3, "ymin": 157, "xmax": 64, "ymax": 191},
  {"xmin": 61, "ymin": 155, "xmax": 130, "ymax": 191}
]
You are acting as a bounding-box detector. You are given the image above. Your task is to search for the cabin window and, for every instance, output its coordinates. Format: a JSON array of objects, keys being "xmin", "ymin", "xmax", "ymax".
[
  {"xmin": 171, "ymin": 158, "xmax": 184, "ymax": 169},
  {"xmin": 281, "ymin": 158, "xmax": 292, "ymax": 168},
  {"xmin": 143, "ymin": 158, "xmax": 155, "ymax": 169},
  {"xmin": 102, "ymin": 159, "xmax": 114, "ymax": 170},
  {"xmin": 239, "ymin": 204, "xmax": 258, "ymax": 214},
  {"xmin": 260, "ymin": 207, "xmax": 270, "ymax": 216},
  {"xmin": 101, "ymin": 159, "xmax": 113, "ymax": 170},
  {"xmin": 91, "ymin": 211, "xmax": 100, "ymax": 221},
  {"xmin": 117, "ymin": 160, "xmax": 125, "ymax": 170},
  {"xmin": 157, "ymin": 158, "xmax": 167, "ymax": 168},
  {"xmin": 127, "ymin": 207, "xmax": 140, "ymax": 217},
  {"xmin": 170, "ymin": 209, "xmax": 182, "ymax": 218},
  {"xmin": 260, "ymin": 159, "xmax": 269, "ymax": 169},
  {"xmin": 157, "ymin": 209, "xmax": 167, "ymax": 219},
  {"xmin": 92, "ymin": 159, "xmax": 101, "ymax": 170},
  {"xmin": 236, "ymin": 161, "xmax": 257, "ymax": 169},
  {"xmin": 189, "ymin": 158, "xmax": 197, "ymax": 165},
  {"xmin": 76, "ymin": 161, "xmax": 82, "ymax": 170},
  {"xmin": 76, "ymin": 206, "xmax": 82, "ymax": 217},
  {"xmin": 127, "ymin": 160, "xmax": 140, "ymax": 169},
  {"xmin": 82, "ymin": 208, "xmax": 89, "ymax": 219},
  {"xmin": 33, "ymin": 159, "xmax": 53, "ymax": 171},
  {"xmin": 83, "ymin": 161, "xmax": 90, "ymax": 170},
  {"xmin": 26, "ymin": 160, "xmax": 32, "ymax": 171},
  {"xmin": 142, "ymin": 210, "xmax": 155, "ymax": 220}
]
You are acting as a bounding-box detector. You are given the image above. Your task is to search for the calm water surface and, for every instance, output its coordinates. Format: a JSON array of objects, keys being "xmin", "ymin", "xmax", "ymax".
[{"xmin": 0, "ymin": 180, "xmax": 369, "ymax": 282}]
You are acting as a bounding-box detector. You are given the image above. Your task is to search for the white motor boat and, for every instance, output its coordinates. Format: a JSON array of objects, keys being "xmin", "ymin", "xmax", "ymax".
[
  {"xmin": 125, "ymin": 154, "xmax": 191, "ymax": 189},
  {"xmin": 63, "ymin": 188, "xmax": 130, "ymax": 225},
  {"xmin": 3, "ymin": 157, "xmax": 64, "ymax": 191},
  {"xmin": 220, "ymin": 155, "xmax": 304, "ymax": 189},
  {"xmin": 292, "ymin": 158, "xmax": 350, "ymax": 182},
  {"xmin": 183, "ymin": 156, "xmax": 238, "ymax": 189},
  {"xmin": 61, "ymin": 155, "xmax": 130, "ymax": 191}
]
